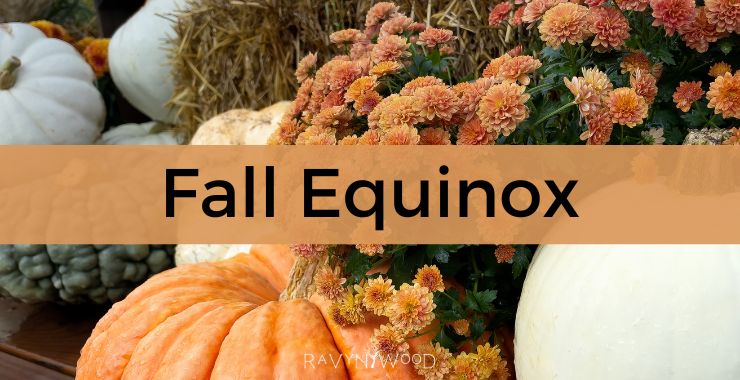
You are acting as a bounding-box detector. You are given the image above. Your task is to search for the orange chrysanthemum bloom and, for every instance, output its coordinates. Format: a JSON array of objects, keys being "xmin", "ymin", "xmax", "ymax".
[
  {"xmin": 564, "ymin": 76, "xmax": 602, "ymax": 116},
  {"xmin": 414, "ymin": 343, "xmax": 453, "ymax": 380},
  {"xmin": 331, "ymin": 289, "xmax": 366, "ymax": 326},
  {"xmin": 707, "ymin": 72, "xmax": 740, "ymax": 119},
  {"xmin": 330, "ymin": 29, "xmax": 364, "ymax": 45},
  {"xmin": 477, "ymin": 82, "xmax": 531, "ymax": 136},
  {"xmin": 295, "ymin": 52, "xmax": 318, "ymax": 83},
  {"xmin": 672, "ymin": 81, "xmax": 704, "ymax": 112},
  {"xmin": 370, "ymin": 324, "xmax": 409, "ymax": 357},
  {"xmin": 356, "ymin": 243, "xmax": 385, "ymax": 256},
  {"xmin": 295, "ymin": 125, "xmax": 338, "ymax": 145},
  {"xmin": 345, "ymin": 76, "xmax": 378, "ymax": 103},
  {"xmin": 679, "ymin": 7, "xmax": 723, "ymax": 53},
  {"xmin": 417, "ymin": 28, "xmax": 455, "ymax": 48},
  {"xmin": 630, "ymin": 70, "xmax": 658, "ymax": 105},
  {"xmin": 354, "ymin": 92, "xmax": 383, "ymax": 115},
  {"xmin": 315, "ymin": 267, "xmax": 347, "ymax": 301},
  {"xmin": 620, "ymin": 51, "xmax": 652, "ymax": 75},
  {"xmin": 419, "ymin": 127, "xmax": 452, "ymax": 145},
  {"xmin": 513, "ymin": 5, "xmax": 526, "ymax": 25},
  {"xmin": 580, "ymin": 108, "xmax": 614, "ymax": 145},
  {"xmin": 538, "ymin": 3, "xmax": 592, "ymax": 48},
  {"xmin": 494, "ymin": 245, "xmax": 516, "ymax": 263},
  {"xmin": 489, "ymin": 2, "xmax": 514, "ymax": 26},
  {"xmin": 29, "ymin": 20, "xmax": 73, "ymax": 43},
  {"xmin": 291, "ymin": 78, "xmax": 313, "ymax": 117},
  {"xmin": 507, "ymin": 45, "xmax": 524, "ymax": 57},
  {"xmin": 321, "ymin": 90, "xmax": 345, "ymax": 109},
  {"xmin": 338, "ymin": 135, "xmax": 360, "ymax": 145},
  {"xmin": 371, "ymin": 34, "xmax": 411, "ymax": 63},
  {"xmin": 365, "ymin": 2, "xmax": 401, "ymax": 29},
  {"xmin": 607, "ymin": 87, "xmax": 649, "ymax": 127},
  {"xmin": 450, "ymin": 353, "xmax": 479, "ymax": 379},
  {"xmin": 705, "ymin": 0, "xmax": 739, "ymax": 33},
  {"xmin": 400, "ymin": 76, "xmax": 446, "ymax": 96},
  {"xmin": 582, "ymin": 67, "xmax": 614, "ymax": 99},
  {"xmin": 650, "ymin": 0, "xmax": 696, "ymax": 36},
  {"xmin": 522, "ymin": 0, "xmax": 565, "ymax": 24},
  {"xmin": 498, "ymin": 55, "xmax": 542, "ymax": 85},
  {"xmin": 413, "ymin": 265, "xmax": 446, "ymax": 291},
  {"xmin": 370, "ymin": 60, "xmax": 403, "ymax": 76},
  {"xmin": 723, "ymin": 128, "xmax": 740, "ymax": 145},
  {"xmin": 708, "ymin": 62, "xmax": 732, "ymax": 78},
  {"xmin": 589, "ymin": 6, "xmax": 631, "ymax": 51},
  {"xmin": 457, "ymin": 116, "xmax": 497, "ymax": 145},
  {"xmin": 363, "ymin": 276, "xmax": 395, "ymax": 315},
  {"xmin": 311, "ymin": 105, "xmax": 352, "ymax": 129},
  {"xmin": 268, "ymin": 116, "xmax": 304, "ymax": 145},
  {"xmin": 82, "ymin": 38, "xmax": 110, "ymax": 78},
  {"xmin": 75, "ymin": 37, "xmax": 94, "ymax": 53},
  {"xmin": 380, "ymin": 125, "xmax": 421, "ymax": 145},
  {"xmin": 482, "ymin": 54, "xmax": 512, "ymax": 78},
  {"xmin": 475, "ymin": 343, "xmax": 510, "ymax": 380},
  {"xmin": 615, "ymin": 0, "xmax": 649, "ymax": 11},
  {"xmin": 328, "ymin": 61, "xmax": 363, "ymax": 92},
  {"xmin": 453, "ymin": 78, "xmax": 496, "ymax": 121},
  {"xmin": 413, "ymin": 85, "xmax": 461, "ymax": 122},
  {"xmin": 358, "ymin": 129, "xmax": 381, "ymax": 145},
  {"xmin": 380, "ymin": 15, "xmax": 413, "ymax": 37},
  {"xmin": 387, "ymin": 283, "xmax": 436, "ymax": 333},
  {"xmin": 377, "ymin": 95, "xmax": 423, "ymax": 129},
  {"xmin": 451, "ymin": 319, "xmax": 471, "ymax": 337},
  {"xmin": 290, "ymin": 244, "xmax": 329, "ymax": 259}
]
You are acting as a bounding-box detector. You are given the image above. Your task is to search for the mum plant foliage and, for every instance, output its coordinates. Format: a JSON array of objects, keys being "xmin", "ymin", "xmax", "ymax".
[{"xmin": 270, "ymin": 1, "xmax": 738, "ymax": 379}]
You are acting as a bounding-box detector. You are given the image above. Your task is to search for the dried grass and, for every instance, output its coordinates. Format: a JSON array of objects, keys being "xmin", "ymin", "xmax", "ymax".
[{"xmin": 169, "ymin": 0, "xmax": 530, "ymax": 138}]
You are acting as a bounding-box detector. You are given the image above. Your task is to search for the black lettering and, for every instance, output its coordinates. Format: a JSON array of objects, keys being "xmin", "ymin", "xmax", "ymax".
[
  {"xmin": 202, "ymin": 180, "xmax": 235, "ymax": 217},
  {"xmin": 305, "ymin": 169, "xmax": 340, "ymax": 217},
  {"xmin": 165, "ymin": 168, "xmax": 198, "ymax": 217},
  {"xmin": 544, "ymin": 180, "xmax": 578, "ymax": 217},
  {"xmin": 502, "ymin": 180, "xmax": 539, "ymax": 217},
  {"xmin": 346, "ymin": 180, "xmax": 384, "ymax": 230}
]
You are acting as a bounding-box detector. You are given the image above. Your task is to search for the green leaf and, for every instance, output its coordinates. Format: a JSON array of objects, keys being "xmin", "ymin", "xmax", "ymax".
[
  {"xmin": 434, "ymin": 328, "xmax": 457, "ymax": 350},
  {"xmin": 464, "ymin": 289, "xmax": 497, "ymax": 313},
  {"xmin": 719, "ymin": 40, "xmax": 733, "ymax": 55},
  {"xmin": 651, "ymin": 45, "xmax": 675, "ymax": 65},
  {"xmin": 425, "ymin": 245, "xmax": 465, "ymax": 264},
  {"xmin": 434, "ymin": 290, "xmax": 466, "ymax": 322},
  {"xmin": 512, "ymin": 249, "xmax": 531, "ymax": 279},
  {"xmin": 470, "ymin": 316, "xmax": 486, "ymax": 341},
  {"xmin": 344, "ymin": 249, "xmax": 373, "ymax": 285}
]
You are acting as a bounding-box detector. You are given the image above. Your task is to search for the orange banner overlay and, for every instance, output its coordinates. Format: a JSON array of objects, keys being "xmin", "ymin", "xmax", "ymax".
[{"xmin": 0, "ymin": 145, "xmax": 738, "ymax": 244}]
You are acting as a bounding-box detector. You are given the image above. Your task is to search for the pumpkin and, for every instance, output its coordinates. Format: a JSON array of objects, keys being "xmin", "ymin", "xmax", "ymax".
[
  {"xmin": 189, "ymin": 101, "xmax": 291, "ymax": 145},
  {"xmin": 98, "ymin": 122, "xmax": 183, "ymax": 145},
  {"xmin": 0, "ymin": 22, "xmax": 104, "ymax": 144},
  {"xmin": 77, "ymin": 245, "xmax": 434, "ymax": 379},
  {"xmin": 174, "ymin": 244, "xmax": 252, "ymax": 266},
  {"xmin": 108, "ymin": 0, "xmax": 185, "ymax": 124},
  {"xmin": 515, "ymin": 244, "xmax": 740, "ymax": 380}
]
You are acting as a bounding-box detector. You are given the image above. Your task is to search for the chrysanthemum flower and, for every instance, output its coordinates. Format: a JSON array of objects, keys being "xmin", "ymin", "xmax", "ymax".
[
  {"xmin": 295, "ymin": 125, "xmax": 338, "ymax": 145},
  {"xmin": 708, "ymin": 62, "xmax": 732, "ymax": 78},
  {"xmin": 457, "ymin": 116, "xmax": 497, "ymax": 145},
  {"xmin": 372, "ymin": 34, "xmax": 411, "ymax": 63},
  {"xmin": 564, "ymin": 76, "xmax": 602, "ymax": 116},
  {"xmin": 707, "ymin": 72, "xmax": 740, "ymax": 119},
  {"xmin": 75, "ymin": 37, "xmax": 94, "ymax": 53},
  {"xmin": 589, "ymin": 6, "xmax": 631, "ymax": 51},
  {"xmin": 679, "ymin": 7, "xmax": 723, "ymax": 53},
  {"xmin": 289, "ymin": 244, "xmax": 329, "ymax": 259},
  {"xmin": 615, "ymin": 0, "xmax": 649, "ymax": 11},
  {"xmin": 478, "ymin": 82, "xmax": 531, "ymax": 136},
  {"xmin": 321, "ymin": 90, "xmax": 346, "ymax": 109},
  {"xmin": 363, "ymin": 276, "xmax": 395, "ymax": 315},
  {"xmin": 370, "ymin": 324, "xmax": 409, "ymax": 358},
  {"xmin": 365, "ymin": 2, "xmax": 401, "ymax": 29},
  {"xmin": 705, "ymin": 0, "xmax": 739, "ymax": 33},
  {"xmin": 414, "ymin": 343, "xmax": 452, "ymax": 380},
  {"xmin": 400, "ymin": 76, "xmax": 446, "ymax": 96},
  {"xmin": 29, "ymin": 20, "xmax": 73, "ymax": 43},
  {"xmin": 380, "ymin": 125, "xmax": 421, "ymax": 145},
  {"xmin": 494, "ymin": 245, "xmax": 516, "ymax": 263},
  {"xmin": 507, "ymin": 45, "xmax": 524, "ymax": 57},
  {"xmin": 350, "ymin": 41, "xmax": 374, "ymax": 61},
  {"xmin": 723, "ymin": 127, "xmax": 740, "ymax": 145},
  {"xmin": 291, "ymin": 79, "xmax": 313, "ymax": 117},
  {"xmin": 451, "ymin": 319, "xmax": 471, "ymax": 337},
  {"xmin": 475, "ymin": 343, "xmax": 509, "ymax": 380},
  {"xmin": 356, "ymin": 243, "xmax": 385, "ymax": 256},
  {"xmin": 370, "ymin": 61, "xmax": 403, "ymax": 76},
  {"xmin": 377, "ymin": 95, "xmax": 423, "ymax": 129},
  {"xmin": 345, "ymin": 76, "xmax": 378, "ymax": 103},
  {"xmin": 268, "ymin": 116, "xmax": 304, "ymax": 145},
  {"xmin": 295, "ymin": 52, "xmax": 318, "ymax": 83},
  {"xmin": 419, "ymin": 127, "xmax": 452, "ymax": 145},
  {"xmin": 315, "ymin": 267, "xmax": 347, "ymax": 300},
  {"xmin": 450, "ymin": 353, "xmax": 478, "ymax": 380},
  {"xmin": 586, "ymin": 0, "xmax": 608, "ymax": 6},
  {"xmin": 498, "ymin": 55, "xmax": 542, "ymax": 85},
  {"xmin": 413, "ymin": 85, "xmax": 461, "ymax": 122},
  {"xmin": 413, "ymin": 265, "xmax": 446, "ymax": 291},
  {"xmin": 580, "ymin": 108, "xmax": 614, "ymax": 145},
  {"xmin": 607, "ymin": 87, "xmax": 649, "ymax": 127},
  {"xmin": 522, "ymin": 0, "xmax": 565, "ymax": 24},
  {"xmin": 453, "ymin": 78, "xmax": 496, "ymax": 121},
  {"xmin": 641, "ymin": 128, "xmax": 666, "ymax": 145},
  {"xmin": 311, "ymin": 105, "xmax": 353, "ymax": 129},
  {"xmin": 354, "ymin": 92, "xmax": 383, "ymax": 115},
  {"xmin": 482, "ymin": 54, "xmax": 512, "ymax": 78},
  {"xmin": 328, "ymin": 61, "xmax": 363, "ymax": 92},
  {"xmin": 512, "ymin": 5, "xmax": 526, "ymax": 25},
  {"xmin": 417, "ymin": 28, "xmax": 455, "ymax": 48},
  {"xmin": 489, "ymin": 2, "xmax": 514, "ymax": 26},
  {"xmin": 330, "ymin": 29, "xmax": 364, "ymax": 45},
  {"xmin": 630, "ymin": 70, "xmax": 658, "ymax": 105},
  {"xmin": 82, "ymin": 38, "xmax": 110, "ymax": 78},
  {"xmin": 672, "ymin": 81, "xmax": 704, "ymax": 112},
  {"xmin": 358, "ymin": 129, "xmax": 382, "ymax": 145},
  {"xmin": 620, "ymin": 51, "xmax": 652, "ymax": 75},
  {"xmin": 650, "ymin": 0, "xmax": 696, "ymax": 36},
  {"xmin": 582, "ymin": 67, "xmax": 614, "ymax": 99},
  {"xmin": 387, "ymin": 283, "xmax": 436, "ymax": 333},
  {"xmin": 338, "ymin": 135, "xmax": 360, "ymax": 145},
  {"xmin": 331, "ymin": 289, "xmax": 366, "ymax": 326},
  {"xmin": 380, "ymin": 15, "xmax": 413, "ymax": 37},
  {"xmin": 538, "ymin": 3, "xmax": 592, "ymax": 48}
]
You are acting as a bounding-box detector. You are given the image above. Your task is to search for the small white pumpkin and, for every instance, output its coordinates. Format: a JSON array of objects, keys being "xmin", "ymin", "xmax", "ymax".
[
  {"xmin": 515, "ymin": 244, "xmax": 740, "ymax": 380},
  {"xmin": 175, "ymin": 244, "xmax": 253, "ymax": 266},
  {"xmin": 109, "ymin": 0, "xmax": 185, "ymax": 124},
  {"xmin": 0, "ymin": 22, "xmax": 104, "ymax": 144},
  {"xmin": 189, "ymin": 101, "xmax": 291, "ymax": 145},
  {"xmin": 99, "ymin": 122, "xmax": 182, "ymax": 145}
]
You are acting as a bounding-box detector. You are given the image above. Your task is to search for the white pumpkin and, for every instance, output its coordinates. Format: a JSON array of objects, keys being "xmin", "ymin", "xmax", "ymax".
[
  {"xmin": 175, "ymin": 244, "xmax": 253, "ymax": 266},
  {"xmin": 109, "ymin": 0, "xmax": 185, "ymax": 124},
  {"xmin": 99, "ymin": 122, "xmax": 182, "ymax": 145},
  {"xmin": 189, "ymin": 101, "xmax": 291, "ymax": 145},
  {"xmin": 0, "ymin": 23, "xmax": 104, "ymax": 144},
  {"xmin": 515, "ymin": 244, "xmax": 740, "ymax": 380}
]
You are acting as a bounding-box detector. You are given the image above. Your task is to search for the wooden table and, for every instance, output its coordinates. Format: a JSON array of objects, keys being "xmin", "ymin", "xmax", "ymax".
[{"xmin": 0, "ymin": 298, "xmax": 107, "ymax": 379}]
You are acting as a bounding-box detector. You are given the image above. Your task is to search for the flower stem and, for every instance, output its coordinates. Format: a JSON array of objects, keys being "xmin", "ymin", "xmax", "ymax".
[
  {"xmin": 0, "ymin": 56, "xmax": 21, "ymax": 90},
  {"xmin": 532, "ymin": 102, "xmax": 575, "ymax": 127}
]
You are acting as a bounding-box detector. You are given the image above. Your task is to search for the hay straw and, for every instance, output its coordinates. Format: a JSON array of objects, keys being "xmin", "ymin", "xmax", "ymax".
[{"xmin": 169, "ymin": 0, "xmax": 530, "ymax": 138}]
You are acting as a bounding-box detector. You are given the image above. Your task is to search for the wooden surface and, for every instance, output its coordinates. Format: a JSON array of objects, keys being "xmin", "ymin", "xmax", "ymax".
[{"xmin": 0, "ymin": 297, "xmax": 107, "ymax": 378}]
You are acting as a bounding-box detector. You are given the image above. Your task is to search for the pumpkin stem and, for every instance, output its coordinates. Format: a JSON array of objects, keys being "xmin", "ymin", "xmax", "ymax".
[
  {"xmin": 0, "ymin": 56, "xmax": 21, "ymax": 90},
  {"xmin": 280, "ymin": 255, "xmax": 324, "ymax": 301}
]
